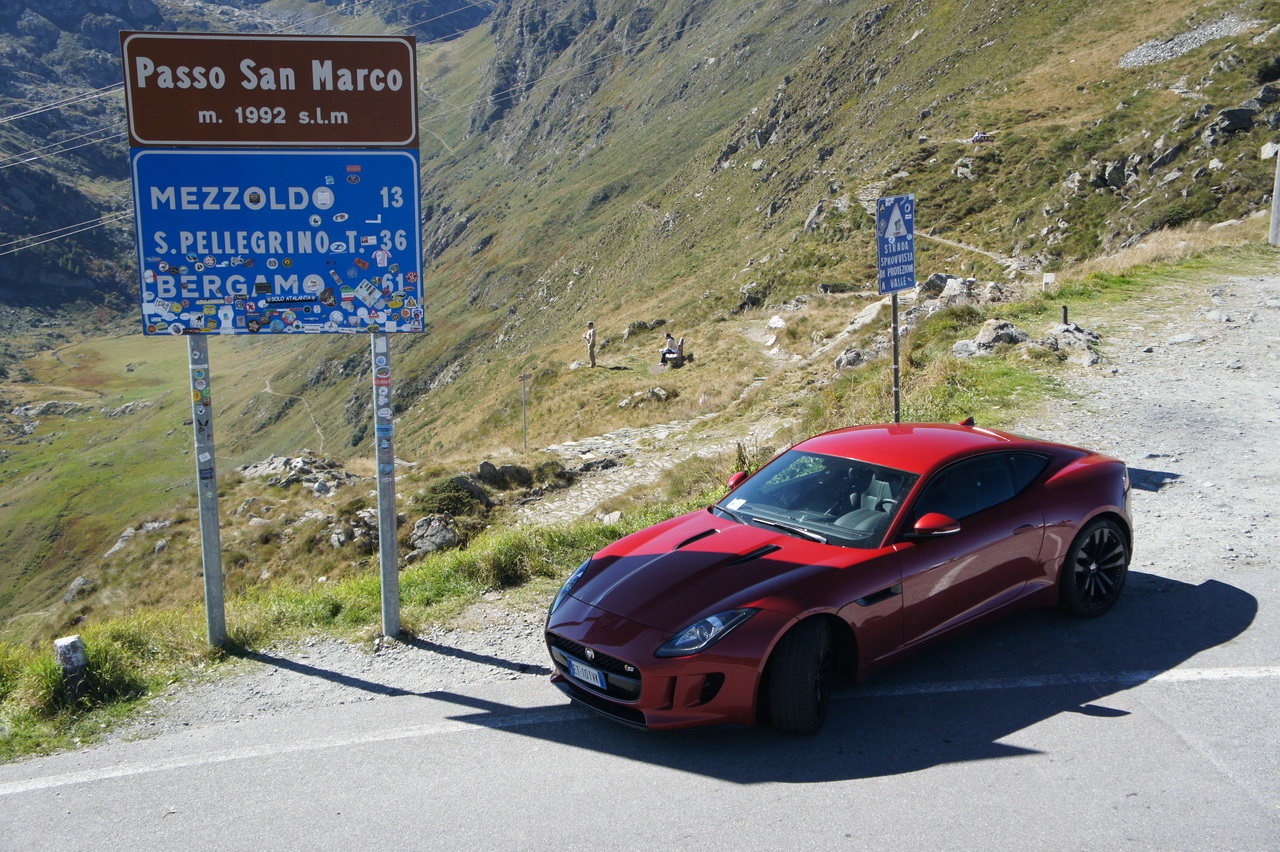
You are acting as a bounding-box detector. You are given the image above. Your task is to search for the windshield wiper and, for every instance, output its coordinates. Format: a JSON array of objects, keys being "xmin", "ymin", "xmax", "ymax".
[
  {"xmin": 714, "ymin": 504, "xmax": 748, "ymax": 525},
  {"xmin": 749, "ymin": 516, "xmax": 828, "ymax": 544}
]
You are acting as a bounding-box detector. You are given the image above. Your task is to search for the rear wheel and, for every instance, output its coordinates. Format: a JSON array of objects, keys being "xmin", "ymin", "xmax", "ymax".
[
  {"xmin": 1057, "ymin": 518, "xmax": 1129, "ymax": 617},
  {"xmin": 766, "ymin": 619, "xmax": 833, "ymax": 734}
]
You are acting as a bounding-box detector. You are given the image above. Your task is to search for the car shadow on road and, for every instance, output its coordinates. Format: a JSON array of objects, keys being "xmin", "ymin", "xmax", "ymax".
[
  {"xmin": 1128, "ymin": 467, "xmax": 1182, "ymax": 492},
  {"xmin": 433, "ymin": 572, "xmax": 1256, "ymax": 783},
  {"xmin": 401, "ymin": 635, "xmax": 552, "ymax": 677},
  {"xmin": 233, "ymin": 639, "xmax": 550, "ymax": 699}
]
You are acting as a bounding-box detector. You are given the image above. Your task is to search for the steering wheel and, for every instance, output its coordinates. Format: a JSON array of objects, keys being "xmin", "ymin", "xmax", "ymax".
[{"xmin": 876, "ymin": 498, "xmax": 899, "ymax": 513}]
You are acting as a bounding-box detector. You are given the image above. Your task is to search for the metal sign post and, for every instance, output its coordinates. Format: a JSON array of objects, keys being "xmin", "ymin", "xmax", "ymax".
[
  {"xmin": 876, "ymin": 194, "xmax": 918, "ymax": 423},
  {"xmin": 891, "ymin": 295, "xmax": 901, "ymax": 423},
  {"xmin": 518, "ymin": 372, "xmax": 532, "ymax": 452},
  {"xmin": 187, "ymin": 336, "xmax": 226, "ymax": 647},
  {"xmin": 371, "ymin": 333, "xmax": 400, "ymax": 637}
]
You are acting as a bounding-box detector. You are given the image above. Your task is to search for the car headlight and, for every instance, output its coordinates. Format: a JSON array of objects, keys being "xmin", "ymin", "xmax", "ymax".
[
  {"xmin": 656, "ymin": 608, "xmax": 758, "ymax": 657},
  {"xmin": 549, "ymin": 559, "xmax": 590, "ymax": 615}
]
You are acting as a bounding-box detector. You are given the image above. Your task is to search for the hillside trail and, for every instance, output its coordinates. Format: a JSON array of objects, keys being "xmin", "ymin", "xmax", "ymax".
[
  {"xmin": 102, "ymin": 265, "xmax": 1280, "ymax": 743},
  {"xmin": 511, "ymin": 375, "xmax": 794, "ymax": 526},
  {"xmin": 261, "ymin": 377, "xmax": 327, "ymax": 455}
]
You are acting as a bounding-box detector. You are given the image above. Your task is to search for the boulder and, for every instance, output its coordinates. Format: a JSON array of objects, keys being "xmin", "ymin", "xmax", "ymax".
[
  {"xmin": 834, "ymin": 347, "xmax": 870, "ymax": 370},
  {"xmin": 63, "ymin": 576, "xmax": 95, "ymax": 604},
  {"xmin": 497, "ymin": 464, "xmax": 534, "ymax": 488},
  {"xmin": 408, "ymin": 514, "xmax": 459, "ymax": 557},
  {"xmin": 940, "ymin": 278, "xmax": 978, "ymax": 307},
  {"xmin": 1033, "ymin": 322, "xmax": 1103, "ymax": 366},
  {"xmin": 919, "ymin": 272, "xmax": 954, "ymax": 295},
  {"xmin": 974, "ymin": 320, "xmax": 1030, "ymax": 349},
  {"xmin": 448, "ymin": 474, "xmax": 494, "ymax": 508}
]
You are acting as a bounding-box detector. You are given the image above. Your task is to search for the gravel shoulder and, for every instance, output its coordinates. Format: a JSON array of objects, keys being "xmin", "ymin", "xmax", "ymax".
[{"xmin": 106, "ymin": 268, "xmax": 1280, "ymax": 743}]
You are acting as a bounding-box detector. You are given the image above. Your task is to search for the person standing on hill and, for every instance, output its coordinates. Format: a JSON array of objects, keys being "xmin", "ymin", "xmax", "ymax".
[{"xmin": 583, "ymin": 321, "xmax": 597, "ymax": 367}]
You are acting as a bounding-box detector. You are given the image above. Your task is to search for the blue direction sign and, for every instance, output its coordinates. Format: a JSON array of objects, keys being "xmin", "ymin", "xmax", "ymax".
[
  {"xmin": 131, "ymin": 148, "xmax": 423, "ymax": 335},
  {"xmin": 876, "ymin": 194, "xmax": 916, "ymax": 295}
]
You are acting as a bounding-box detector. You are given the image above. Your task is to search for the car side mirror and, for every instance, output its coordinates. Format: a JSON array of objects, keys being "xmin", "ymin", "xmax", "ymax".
[
  {"xmin": 908, "ymin": 512, "xmax": 961, "ymax": 537},
  {"xmin": 726, "ymin": 471, "xmax": 748, "ymax": 490}
]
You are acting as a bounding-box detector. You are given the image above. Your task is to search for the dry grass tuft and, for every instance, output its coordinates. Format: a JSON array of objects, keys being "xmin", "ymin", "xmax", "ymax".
[{"xmin": 1064, "ymin": 215, "xmax": 1268, "ymax": 278}]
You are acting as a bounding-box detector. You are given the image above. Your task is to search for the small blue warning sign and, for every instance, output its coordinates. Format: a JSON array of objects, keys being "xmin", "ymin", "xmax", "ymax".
[{"xmin": 876, "ymin": 194, "xmax": 916, "ymax": 295}]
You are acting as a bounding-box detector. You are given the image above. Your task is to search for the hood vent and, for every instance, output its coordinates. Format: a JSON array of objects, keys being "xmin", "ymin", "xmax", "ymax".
[
  {"xmin": 674, "ymin": 528, "xmax": 720, "ymax": 550},
  {"xmin": 726, "ymin": 544, "xmax": 782, "ymax": 565}
]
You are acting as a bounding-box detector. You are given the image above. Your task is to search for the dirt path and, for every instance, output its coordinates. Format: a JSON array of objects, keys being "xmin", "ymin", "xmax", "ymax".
[
  {"xmin": 103, "ymin": 267, "xmax": 1280, "ymax": 740},
  {"xmin": 262, "ymin": 377, "xmax": 326, "ymax": 454}
]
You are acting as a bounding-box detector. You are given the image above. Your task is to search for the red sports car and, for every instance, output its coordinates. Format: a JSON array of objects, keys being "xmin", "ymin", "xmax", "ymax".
[{"xmin": 545, "ymin": 422, "xmax": 1131, "ymax": 733}]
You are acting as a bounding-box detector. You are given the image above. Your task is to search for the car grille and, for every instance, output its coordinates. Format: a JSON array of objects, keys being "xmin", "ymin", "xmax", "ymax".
[{"xmin": 547, "ymin": 632, "xmax": 642, "ymax": 703}]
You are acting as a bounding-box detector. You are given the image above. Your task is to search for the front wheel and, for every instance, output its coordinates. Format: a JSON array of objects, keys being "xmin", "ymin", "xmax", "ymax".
[
  {"xmin": 766, "ymin": 619, "xmax": 833, "ymax": 734},
  {"xmin": 1057, "ymin": 518, "xmax": 1129, "ymax": 617}
]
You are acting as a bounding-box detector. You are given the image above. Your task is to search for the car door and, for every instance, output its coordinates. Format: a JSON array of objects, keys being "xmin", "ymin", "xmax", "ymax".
[{"xmin": 896, "ymin": 452, "xmax": 1048, "ymax": 647}]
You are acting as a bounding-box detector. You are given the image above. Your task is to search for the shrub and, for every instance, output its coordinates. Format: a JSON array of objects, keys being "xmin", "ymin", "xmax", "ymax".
[{"xmin": 415, "ymin": 476, "xmax": 485, "ymax": 516}]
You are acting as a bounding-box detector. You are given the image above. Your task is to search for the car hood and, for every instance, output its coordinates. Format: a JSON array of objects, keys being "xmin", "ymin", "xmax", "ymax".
[{"xmin": 566, "ymin": 510, "xmax": 853, "ymax": 632}]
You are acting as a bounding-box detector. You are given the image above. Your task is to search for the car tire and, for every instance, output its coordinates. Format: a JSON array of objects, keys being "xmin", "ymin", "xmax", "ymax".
[
  {"xmin": 766, "ymin": 618, "xmax": 832, "ymax": 735},
  {"xmin": 1057, "ymin": 518, "xmax": 1129, "ymax": 617}
]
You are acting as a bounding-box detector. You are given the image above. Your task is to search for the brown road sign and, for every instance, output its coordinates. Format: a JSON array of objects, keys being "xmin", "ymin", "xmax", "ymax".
[{"xmin": 120, "ymin": 32, "xmax": 418, "ymax": 148}]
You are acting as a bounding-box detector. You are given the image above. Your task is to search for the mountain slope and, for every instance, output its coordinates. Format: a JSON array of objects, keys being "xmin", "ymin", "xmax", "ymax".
[{"xmin": 3, "ymin": 0, "xmax": 1280, "ymax": 631}]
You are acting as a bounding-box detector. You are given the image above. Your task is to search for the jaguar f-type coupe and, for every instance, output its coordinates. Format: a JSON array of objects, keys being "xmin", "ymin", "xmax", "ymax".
[{"xmin": 546, "ymin": 422, "xmax": 1131, "ymax": 733}]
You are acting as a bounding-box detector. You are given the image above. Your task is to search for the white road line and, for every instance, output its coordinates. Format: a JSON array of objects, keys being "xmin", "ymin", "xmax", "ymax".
[
  {"xmin": 849, "ymin": 666, "xmax": 1280, "ymax": 697},
  {"xmin": 1, "ymin": 666, "xmax": 1275, "ymax": 796},
  {"xmin": 0, "ymin": 706, "xmax": 587, "ymax": 797}
]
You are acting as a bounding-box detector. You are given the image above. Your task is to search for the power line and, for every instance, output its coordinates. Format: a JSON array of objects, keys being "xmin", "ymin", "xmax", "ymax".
[
  {"xmin": 0, "ymin": 212, "xmax": 131, "ymax": 257},
  {"xmin": 0, "ymin": 123, "xmax": 126, "ymax": 169},
  {"xmin": 0, "ymin": 83, "xmax": 123, "ymax": 125},
  {"xmin": 0, "ymin": 0, "xmax": 492, "ymax": 126}
]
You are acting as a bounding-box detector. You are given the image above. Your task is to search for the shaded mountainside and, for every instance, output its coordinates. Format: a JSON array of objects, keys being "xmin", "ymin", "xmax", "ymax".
[
  {"xmin": 0, "ymin": 0, "xmax": 491, "ymax": 309},
  {"xmin": 4, "ymin": 0, "xmax": 1280, "ymax": 631}
]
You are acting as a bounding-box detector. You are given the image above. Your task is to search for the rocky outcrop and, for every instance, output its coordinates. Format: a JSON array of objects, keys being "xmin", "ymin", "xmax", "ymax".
[
  {"xmin": 238, "ymin": 450, "xmax": 360, "ymax": 495},
  {"xmin": 404, "ymin": 514, "xmax": 460, "ymax": 562},
  {"xmin": 951, "ymin": 319, "xmax": 1102, "ymax": 366}
]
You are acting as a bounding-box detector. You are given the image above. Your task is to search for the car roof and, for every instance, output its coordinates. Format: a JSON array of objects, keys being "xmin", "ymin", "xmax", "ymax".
[{"xmin": 795, "ymin": 422, "xmax": 1046, "ymax": 475}]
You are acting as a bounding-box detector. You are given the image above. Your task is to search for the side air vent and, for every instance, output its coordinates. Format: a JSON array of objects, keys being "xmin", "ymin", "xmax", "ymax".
[{"xmin": 726, "ymin": 544, "xmax": 782, "ymax": 565}]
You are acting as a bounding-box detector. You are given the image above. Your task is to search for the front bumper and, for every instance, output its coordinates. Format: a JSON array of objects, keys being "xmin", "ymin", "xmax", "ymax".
[{"xmin": 545, "ymin": 597, "xmax": 793, "ymax": 730}]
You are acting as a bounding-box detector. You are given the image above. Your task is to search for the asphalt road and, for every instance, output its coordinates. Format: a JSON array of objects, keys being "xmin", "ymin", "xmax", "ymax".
[{"xmin": 2, "ymin": 567, "xmax": 1277, "ymax": 850}]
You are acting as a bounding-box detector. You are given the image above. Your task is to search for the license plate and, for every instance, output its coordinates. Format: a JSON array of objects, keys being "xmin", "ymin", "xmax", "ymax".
[{"xmin": 569, "ymin": 658, "xmax": 606, "ymax": 689}]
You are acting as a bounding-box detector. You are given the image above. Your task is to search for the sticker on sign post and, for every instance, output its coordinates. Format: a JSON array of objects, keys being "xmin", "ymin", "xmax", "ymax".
[{"xmin": 876, "ymin": 194, "xmax": 917, "ymax": 295}]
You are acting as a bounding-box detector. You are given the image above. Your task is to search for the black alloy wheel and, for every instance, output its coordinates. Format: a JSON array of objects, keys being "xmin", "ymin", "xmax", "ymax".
[{"xmin": 1058, "ymin": 518, "xmax": 1129, "ymax": 617}]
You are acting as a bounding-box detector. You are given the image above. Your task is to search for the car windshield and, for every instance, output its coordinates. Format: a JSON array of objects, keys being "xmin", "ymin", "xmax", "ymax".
[{"xmin": 714, "ymin": 450, "xmax": 918, "ymax": 549}]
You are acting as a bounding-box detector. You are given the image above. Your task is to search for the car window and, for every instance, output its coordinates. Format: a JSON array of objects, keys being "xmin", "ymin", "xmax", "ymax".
[
  {"xmin": 908, "ymin": 452, "xmax": 1046, "ymax": 523},
  {"xmin": 718, "ymin": 450, "xmax": 918, "ymax": 549},
  {"xmin": 1008, "ymin": 452, "xmax": 1050, "ymax": 492}
]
